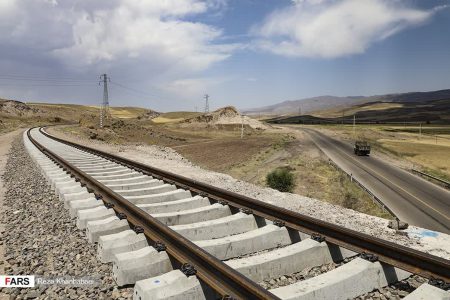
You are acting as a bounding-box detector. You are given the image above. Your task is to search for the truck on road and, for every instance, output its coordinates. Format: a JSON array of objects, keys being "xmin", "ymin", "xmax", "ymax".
[{"xmin": 354, "ymin": 141, "xmax": 371, "ymax": 156}]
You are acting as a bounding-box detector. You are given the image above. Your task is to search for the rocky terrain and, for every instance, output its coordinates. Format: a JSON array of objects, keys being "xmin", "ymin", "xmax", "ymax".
[
  {"xmin": 0, "ymin": 100, "xmax": 41, "ymax": 117},
  {"xmin": 182, "ymin": 106, "xmax": 268, "ymax": 130}
]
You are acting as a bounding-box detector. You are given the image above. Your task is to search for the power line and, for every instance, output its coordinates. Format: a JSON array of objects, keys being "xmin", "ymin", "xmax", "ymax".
[
  {"xmin": 109, "ymin": 81, "xmax": 160, "ymax": 98},
  {"xmin": 0, "ymin": 73, "xmax": 197, "ymax": 109},
  {"xmin": 0, "ymin": 73, "xmax": 96, "ymax": 87},
  {"xmin": 0, "ymin": 83, "xmax": 96, "ymax": 87},
  {"xmin": 109, "ymin": 81, "xmax": 181, "ymax": 105},
  {"xmin": 0, "ymin": 74, "xmax": 92, "ymax": 82},
  {"xmin": 0, "ymin": 78, "xmax": 92, "ymax": 83}
]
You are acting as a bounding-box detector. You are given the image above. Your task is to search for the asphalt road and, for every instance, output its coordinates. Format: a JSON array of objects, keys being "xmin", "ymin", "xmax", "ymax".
[{"xmin": 299, "ymin": 127, "xmax": 450, "ymax": 234}]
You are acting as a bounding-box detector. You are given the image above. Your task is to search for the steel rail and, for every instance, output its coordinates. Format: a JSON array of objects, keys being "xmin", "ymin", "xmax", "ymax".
[
  {"xmin": 28, "ymin": 128, "xmax": 278, "ymax": 300},
  {"xmin": 39, "ymin": 127, "xmax": 450, "ymax": 282}
]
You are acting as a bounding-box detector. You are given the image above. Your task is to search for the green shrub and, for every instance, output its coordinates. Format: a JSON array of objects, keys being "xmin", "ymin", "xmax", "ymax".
[{"xmin": 266, "ymin": 168, "xmax": 295, "ymax": 192}]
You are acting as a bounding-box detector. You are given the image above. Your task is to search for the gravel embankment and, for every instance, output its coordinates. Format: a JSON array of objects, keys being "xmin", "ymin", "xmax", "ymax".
[{"xmin": 0, "ymin": 137, "xmax": 132, "ymax": 299}]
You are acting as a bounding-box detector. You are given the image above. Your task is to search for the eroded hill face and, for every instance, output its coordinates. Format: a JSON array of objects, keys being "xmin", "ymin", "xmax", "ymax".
[
  {"xmin": 182, "ymin": 106, "xmax": 268, "ymax": 130},
  {"xmin": 0, "ymin": 99, "xmax": 40, "ymax": 117}
]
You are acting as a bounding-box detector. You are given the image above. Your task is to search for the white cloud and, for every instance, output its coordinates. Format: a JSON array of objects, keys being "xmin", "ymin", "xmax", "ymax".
[
  {"xmin": 256, "ymin": 0, "xmax": 446, "ymax": 58},
  {"xmin": 291, "ymin": 0, "xmax": 329, "ymax": 5},
  {"xmin": 163, "ymin": 76, "xmax": 231, "ymax": 99},
  {"xmin": 0, "ymin": 0, "xmax": 238, "ymax": 108},
  {"xmin": 0, "ymin": 0, "xmax": 235, "ymax": 73}
]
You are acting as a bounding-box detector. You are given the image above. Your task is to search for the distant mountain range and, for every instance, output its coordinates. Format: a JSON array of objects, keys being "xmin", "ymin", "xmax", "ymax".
[{"xmin": 243, "ymin": 89, "xmax": 450, "ymax": 116}]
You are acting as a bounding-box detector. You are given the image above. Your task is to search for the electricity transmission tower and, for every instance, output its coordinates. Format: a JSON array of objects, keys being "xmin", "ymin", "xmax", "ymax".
[
  {"xmin": 99, "ymin": 74, "xmax": 111, "ymax": 128},
  {"xmin": 204, "ymin": 94, "xmax": 210, "ymax": 114}
]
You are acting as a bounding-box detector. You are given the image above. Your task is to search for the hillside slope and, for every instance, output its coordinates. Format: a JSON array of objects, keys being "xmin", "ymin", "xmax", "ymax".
[
  {"xmin": 244, "ymin": 89, "xmax": 450, "ymax": 116},
  {"xmin": 0, "ymin": 98, "xmax": 159, "ymax": 133},
  {"xmin": 27, "ymin": 103, "xmax": 158, "ymax": 121},
  {"xmin": 269, "ymin": 99, "xmax": 450, "ymax": 124}
]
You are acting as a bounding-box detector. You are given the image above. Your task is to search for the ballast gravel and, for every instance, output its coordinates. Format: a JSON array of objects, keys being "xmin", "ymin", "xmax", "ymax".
[
  {"xmin": 260, "ymin": 261, "xmax": 341, "ymax": 289},
  {"xmin": 355, "ymin": 275, "xmax": 427, "ymax": 300},
  {"xmin": 0, "ymin": 137, "xmax": 133, "ymax": 299}
]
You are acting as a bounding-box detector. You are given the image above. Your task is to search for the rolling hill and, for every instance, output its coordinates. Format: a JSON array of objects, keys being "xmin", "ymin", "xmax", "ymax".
[
  {"xmin": 0, "ymin": 99, "xmax": 160, "ymax": 133},
  {"xmin": 268, "ymin": 99, "xmax": 450, "ymax": 124},
  {"xmin": 243, "ymin": 89, "xmax": 450, "ymax": 116}
]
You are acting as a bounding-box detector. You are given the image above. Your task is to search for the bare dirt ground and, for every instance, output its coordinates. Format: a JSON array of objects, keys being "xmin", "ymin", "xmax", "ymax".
[
  {"xmin": 174, "ymin": 136, "xmax": 276, "ymax": 173},
  {"xmin": 48, "ymin": 126, "xmax": 450, "ymax": 259},
  {"xmin": 0, "ymin": 129, "xmax": 23, "ymax": 300}
]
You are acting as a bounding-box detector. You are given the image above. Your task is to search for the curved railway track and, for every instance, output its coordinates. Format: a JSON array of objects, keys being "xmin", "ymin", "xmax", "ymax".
[{"xmin": 23, "ymin": 127, "xmax": 449, "ymax": 299}]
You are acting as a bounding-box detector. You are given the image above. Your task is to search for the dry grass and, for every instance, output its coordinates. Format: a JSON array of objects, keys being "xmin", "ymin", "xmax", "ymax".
[
  {"xmin": 109, "ymin": 108, "xmax": 149, "ymax": 119},
  {"xmin": 152, "ymin": 112, "xmax": 202, "ymax": 124},
  {"xmin": 313, "ymin": 124, "xmax": 450, "ymax": 181},
  {"xmin": 379, "ymin": 139, "xmax": 450, "ymax": 179},
  {"xmin": 152, "ymin": 117, "xmax": 185, "ymax": 124},
  {"xmin": 313, "ymin": 102, "xmax": 404, "ymax": 118},
  {"xmin": 0, "ymin": 114, "xmax": 61, "ymax": 134},
  {"xmin": 27, "ymin": 103, "xmax": 152, "ymax": 120}
]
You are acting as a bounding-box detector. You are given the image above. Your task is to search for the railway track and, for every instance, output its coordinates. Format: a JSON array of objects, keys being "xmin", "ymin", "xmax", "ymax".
[{"xmin": 23, "ymin": 127, "xmax": 449, "ymax": 299}]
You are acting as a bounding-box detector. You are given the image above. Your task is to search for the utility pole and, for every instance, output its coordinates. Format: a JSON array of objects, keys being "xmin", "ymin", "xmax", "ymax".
[
  {"xmin": 99, "ymin": 74, "xmax": 110, "ymax": 128},
  {"xmin": 204, "ymin": 94, "xmax": 210, "ymax": 114},
  {"xmin": 298, "ymin": 106, "xmax": 302, "ymax": 116},
  {"xmin": 353, "ymin": 114, "xmax": 356, "ymax": 138},
  {"xmin": 419, "ymin": 122, "xmax": 422, "ymax": 139},
  {"xmin": 241, "ymin": 115, "xmax": 244, "ymax": 139}
]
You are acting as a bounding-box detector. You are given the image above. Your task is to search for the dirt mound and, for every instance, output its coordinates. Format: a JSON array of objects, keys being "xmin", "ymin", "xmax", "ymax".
[
  {"xmin": 137, "ymin": 110, "xmax": 160, "ymax": 120},
  {"xmin": 216, "ymin": 106, "xmax": 240, "ymax": 118},
  {"xmin": 0, "ymin": 100, "xmax": 40, "ymax": 116},
  {"xmin": 183, "ymin": 106, "xmax": 267, "ymax": 130}
]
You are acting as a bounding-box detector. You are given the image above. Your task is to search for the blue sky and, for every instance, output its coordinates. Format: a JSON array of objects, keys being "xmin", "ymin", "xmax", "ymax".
[{"xmin": 0, "ymin": 0, "xmax": 449, "ymax": 112}]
